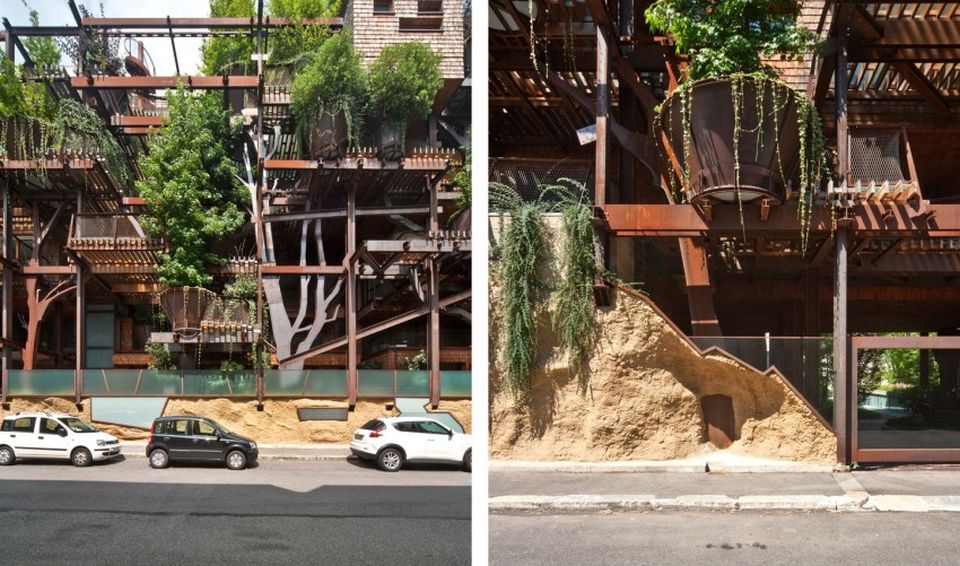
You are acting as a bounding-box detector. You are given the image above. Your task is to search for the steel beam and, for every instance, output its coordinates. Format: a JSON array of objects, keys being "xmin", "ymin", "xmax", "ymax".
[
  {"xmin": 70, "ymin": 76, "xmax": 258, "ymax": 90},
  {"xmin": 834, "ymin": 38, "xmax": 851, "ymax": 465}
]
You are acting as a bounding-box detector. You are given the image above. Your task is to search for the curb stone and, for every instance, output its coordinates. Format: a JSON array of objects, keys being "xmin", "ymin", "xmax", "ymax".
[{"xmin": 489, "ymin": 494, "xmax": 881, "ymax": 514}]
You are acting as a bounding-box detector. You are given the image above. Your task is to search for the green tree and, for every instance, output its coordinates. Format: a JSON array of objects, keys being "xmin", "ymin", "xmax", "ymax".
[
  {"xmin": 367, "ymin": 42, "xmax": 443, "ymax": 136},
  {"xmin": 644, "ymin": 0, "xmax": 816, "ymax": 81},
  {"xmin": 200, "ymin": 0, "xmax": 256, "ymax": 75},
  {"xmin": 21, "ymin": 4, "xmax": 62, "ymax": 70},
  {"xmin": 290, "ymin": 29, "xmax": 366, "ymax": 146},
  {"xmin": 269, "ymin": 0, "xmax": 340, "ymax": 68},
  {"xmin": 136, "ymin": 87, "xmax": 247, "ymax": 288}
]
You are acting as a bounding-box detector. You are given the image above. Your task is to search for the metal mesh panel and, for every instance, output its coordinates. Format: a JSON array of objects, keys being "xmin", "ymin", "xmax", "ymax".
[
  {"xmin": 489, "ymin": 158, "xmax": 593, "ymax": 202},
  {"xmin": 850, "ymin": 131, "xmax": 906, "ymax": 183}
]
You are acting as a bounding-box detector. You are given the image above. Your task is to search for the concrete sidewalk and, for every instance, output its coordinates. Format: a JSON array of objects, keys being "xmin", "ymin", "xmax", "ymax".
[
  {"xmin": 122, "ymin": 441, "xmax": 351, "ymax": 461},
  {"xmin": 490, "ymin": 460, "xmax": 960, "ymax": 514}
]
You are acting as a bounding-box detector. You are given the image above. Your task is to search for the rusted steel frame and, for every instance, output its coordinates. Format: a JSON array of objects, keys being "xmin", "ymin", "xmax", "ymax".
[
  {"xmin": 0, "ymin": 159, "xmax": 95, "ymax": 170},
  {"xmin": 112, "ymin": 116, "xmax": 164, "ymax": 127},
  {"xmin": 678, "ymin": 238, "xmax": 721, "ymax": 337},
  {"xmin": 78, "ymin": 17, "xmax": 343, "ymax": 29},
  {"xmin": 603, "ymin": 203, "xmax": 960, "ymax": 237},
  {"xmin": 0, "ymin": 177, "xmax": 11, "ymax": 406},
  {"xmin": 834, "ymin": 226, "xmax": 850, "ymax": 464},
  {"xmin": 263, "ymin": 159, "xmax": 449, "ymax": 172},
  {"xmin": 262, "ymin": 206, "xmax": 429, "ymax": 223},
  {"xmin": 278, "ymin": 289, "xmax": 472, "ymax": 368},
  {"xmin": 852, "ymin": 336, "xmax": 960, "ymax": 350},
  {"xmin": 346, "ymin": 182, "xmax": 358, "ymax": 407},
  {"xmin": 69, "ymin": 76, "xmax": 259, "ymax": 89},
  {"xmin": 254, "ymin": 5, "xmax": 266, "ymax": 410},
  {"xmin": 595, "ymin": 24, "xmax": 610, "ymax": 208},
  {"xmin": 259, "ymin": 265, "xmax": 345, "ymax": 275},
  {"xmin": 891, "ymin": 62, "xmax": 951, "ymax": 116}
]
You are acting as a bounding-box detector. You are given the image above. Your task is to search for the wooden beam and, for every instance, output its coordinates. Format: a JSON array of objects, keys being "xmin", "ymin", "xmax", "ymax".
[{"xmin": 892, "ymin": 62, "xmax": 952, "ymax": 117}]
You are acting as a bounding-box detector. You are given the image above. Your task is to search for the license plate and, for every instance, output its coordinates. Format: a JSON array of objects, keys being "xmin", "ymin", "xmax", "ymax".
[{"xmin": 354, "ymin": 433, "xmax": 363, "ymax": 440}]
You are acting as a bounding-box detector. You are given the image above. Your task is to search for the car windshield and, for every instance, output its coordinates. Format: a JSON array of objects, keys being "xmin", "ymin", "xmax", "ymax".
[{"xmin": 59, "ymin": 417, "xmax": 97, "ymax": 433}]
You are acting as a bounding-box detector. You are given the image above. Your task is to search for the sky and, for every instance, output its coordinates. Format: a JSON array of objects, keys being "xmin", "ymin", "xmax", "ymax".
[{"xmin": 4, "ymin": 0, "xmax": 210, "ymax": 75}]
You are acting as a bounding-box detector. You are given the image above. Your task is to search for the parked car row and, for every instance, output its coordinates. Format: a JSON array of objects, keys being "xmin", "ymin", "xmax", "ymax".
[{"xmin": 0, "ymin": 412, "xmax": 471, "ymax": 473}]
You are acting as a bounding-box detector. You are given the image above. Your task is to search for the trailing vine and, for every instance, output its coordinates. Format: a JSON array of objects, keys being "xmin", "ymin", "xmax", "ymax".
[
  {"xmin": 53, "ymin": 99, "xmax": 133, "ymax": 190},
  {"xmin": 491, "ymin": 178, "xmax": 599, "ymax": 402}
]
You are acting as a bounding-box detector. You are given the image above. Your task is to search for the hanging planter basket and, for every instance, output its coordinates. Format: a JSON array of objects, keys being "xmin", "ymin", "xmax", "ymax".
[
  {"xmin": 160, "ymin": 287, "xmax": 216, "ymax": 333},
  {"xmin": 656, "ymin": 76, "xmax": 803, "ymax": 205}
]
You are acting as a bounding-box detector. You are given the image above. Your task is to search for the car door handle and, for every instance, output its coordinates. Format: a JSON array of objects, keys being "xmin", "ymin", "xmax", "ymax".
[
  {"xmin": 38, "ymin": 436, "xmax": 44, "ymax": 440},
  {"xmin": 9, "ymin": 434, "xmax": 15, "ymax": 438}
]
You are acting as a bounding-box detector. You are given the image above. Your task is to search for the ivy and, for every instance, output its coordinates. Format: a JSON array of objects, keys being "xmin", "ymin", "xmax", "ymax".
[{"xmin": 136, "ymin": 86, "xmax": 247, "ymax": 289}]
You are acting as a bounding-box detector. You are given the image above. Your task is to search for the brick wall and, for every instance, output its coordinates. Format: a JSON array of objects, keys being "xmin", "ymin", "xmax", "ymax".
[{"xmin": 345, "ymin": 0, "xmax": 464, "ymax": 79}]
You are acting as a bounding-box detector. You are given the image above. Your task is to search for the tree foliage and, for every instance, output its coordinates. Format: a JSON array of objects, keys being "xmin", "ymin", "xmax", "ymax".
[
  {"xmin": 200, "ymin": 0, "xmax": 256, "ymax": 75},
  {"xmin": 367, "ymin": 42, "xmax": 443, "ymax": 134},
  {"xmin": 269, "ymin": 0, "xmax": 340, "ymax": 68},
  {"xmin": 644, "ymin": 0, "xmax": 816, "ymax": 81},
  {"xmin": 136, "ymin": 87, "xmax": 247, "ymax": 289},
  {"xmin": 57, "ymin": 3, "xmax": 122, "ymax": 75},
  {"xmin": 21, "ymin": 4, "xmax": 61, "ymax": 70},
  {"xmin": 290, "ymin": 29, "xmax": 366, "ymax": 145}
]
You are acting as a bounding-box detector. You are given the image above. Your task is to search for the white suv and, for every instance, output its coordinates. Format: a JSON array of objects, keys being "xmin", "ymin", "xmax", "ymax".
[
  {"xmin": 350, "ymin": 416, "xmax": 471, "ymax": 472},
  {"xmin": 0, "ymin": 412, "xmax": 121, "ymax": 467}
]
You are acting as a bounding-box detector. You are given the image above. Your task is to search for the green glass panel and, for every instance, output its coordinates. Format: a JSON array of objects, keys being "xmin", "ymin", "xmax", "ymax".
[
  {"xmin": 358, "ymin": 370, "xmax": 394, "ymax": 397},
  {"xmin": 138, "ymin": 371, "xmax": 182, "ymax": 395},
  {"xmin": 264, "ymin": 370, "xmax": 308, "ymax": 396},
  {"xmin": 81, "ymin": 370, "xmax": 109, "ymax": 395},
  {"xmin": 396, "ymin": 370, "xmax": 429, "ymax": 397},
  {"xmin": 303, "ymin": 370, "xmax": 347, "ymax": 396},
  {"xmin": 91, "ymin": 397, "xmax": 167, "ymax": 429},
  {"xmin": 102, "ymin": 370, "xmax": 141, "ymax": 395},
  {"xmin": 227, "ymin": 373, "xmax": 256, "ymax": 396},
  {"xmin": 7, "ymin": 370, "xmax": 75, "ymax": 396},
  {"xmin": 440, "ymin": 371, "xmax": 472, "ymax": 398},
  {"xmin": 181, "ymin": 371, "xmax": 255, "ymax": 396}
]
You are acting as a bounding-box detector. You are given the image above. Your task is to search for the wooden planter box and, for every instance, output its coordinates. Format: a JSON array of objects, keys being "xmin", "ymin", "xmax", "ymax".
[{"xmin": 656, "ymin": 77, "xmax": 803, "ymax": 204}]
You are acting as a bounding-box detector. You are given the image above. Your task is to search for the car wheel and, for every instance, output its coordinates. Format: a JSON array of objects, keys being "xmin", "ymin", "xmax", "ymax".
[
  {"xmin": 149, "ymin": 449, "xmax": 170, "ymax": 469},
  {"xmin": 226, "ymin": 450, "xmax": 247, "ymax": 471},
  {"xmin": 463, "ymin": 449, "xmax": 472, "ymax": 473},
  {"xmin": 0, "ymin": 446, "xmax": 14, "ymax": 466},
  {"xmin": 71, "ymin": 447, "xmax": 92, "ymax": 467},
  {"xmin": 377, "ymin": 447, "xmax": 403, "ymax": 472}
]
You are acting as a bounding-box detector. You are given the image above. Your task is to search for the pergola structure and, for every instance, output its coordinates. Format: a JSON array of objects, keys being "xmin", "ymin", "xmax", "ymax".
[
  {"xmin": 1, "ymin": 0, "xmax": 470, "ymax": 410},
  {"xmin": 490, "ymin": 0, "xmax": 960, "ymax": 462}
]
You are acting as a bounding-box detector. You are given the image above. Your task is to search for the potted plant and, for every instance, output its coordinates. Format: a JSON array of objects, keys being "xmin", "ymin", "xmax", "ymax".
[
  {"xmin": 290, "ymin": 30, "xmax": 366, "ymax": 159},
  {"xmin": 366, "ymin": 42, "xmax": 443, "ymax": 160},
  {"xmin": 645, "ymin": 0, "xmax": 828, "ymax": 243}
]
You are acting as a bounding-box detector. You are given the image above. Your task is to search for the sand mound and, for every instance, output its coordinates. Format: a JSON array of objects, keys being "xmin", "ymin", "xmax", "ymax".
[{"xmin": 489, "ymin": 284, "xmax": 836, "ymax": 463}]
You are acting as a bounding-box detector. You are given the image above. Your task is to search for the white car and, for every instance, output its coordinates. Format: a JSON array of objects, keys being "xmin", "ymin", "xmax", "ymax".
[
  {"xmin": 0, "ymin": 412, "xmax": 121, "ymax": 467},
  {"xmin": 350, "ymin": 416, "xmax": 471, "ymax": 472}
]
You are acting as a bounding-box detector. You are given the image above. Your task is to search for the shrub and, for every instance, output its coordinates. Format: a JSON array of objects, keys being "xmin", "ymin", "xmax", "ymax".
[{"xmin": 366, "ymin": 42, "xmax": 443, "ymax": 136}]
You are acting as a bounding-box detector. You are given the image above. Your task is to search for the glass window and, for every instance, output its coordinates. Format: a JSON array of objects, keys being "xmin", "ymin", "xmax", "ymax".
[
  {"xmin": 41, "ymin": 418, "xmax": 66, "ymax": 435},
  {"xmin": 361, "ymin": 419, "xmax": 385, "ymax": 431},
  {"xmin": 157, "ymin": 419, "xmax": 190, "ymax": 436},
  {"xmin": 11, "ymin": 417, "xmax": 35, "ymax": 433},
  {"xmin": 417, "ymin": 421, "xmax": 450, "ymax": 435},
  {"xmin": 196, "ymin": 421, "xmax": 217, "ymax": 437},
  {"xmin": 60, "ymin": 417, "xmax": 97, "ymax": 433},
  {"xmin": 373, "ymin": 0, "xmax": 393, "ymax": 13},
  {"xmin": 393, "ymin": 422, "xmax": 418, "ymax": 432},
  {"xmin": 0, "ymin": 420, "xmax": 11, "ymax": 432}
]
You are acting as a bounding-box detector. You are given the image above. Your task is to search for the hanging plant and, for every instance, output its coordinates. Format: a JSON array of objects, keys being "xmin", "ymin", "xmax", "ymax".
[
  {"xmin": 553, "ymin": 195, "xmax": 597, "ymax": 378},
  {"xmin": 646, "ymin": 0, "xmax": 828, "ymax": 250},
  {"xmin": 53, "ymin": 99, "xmax": 133, "ymax": 190}
]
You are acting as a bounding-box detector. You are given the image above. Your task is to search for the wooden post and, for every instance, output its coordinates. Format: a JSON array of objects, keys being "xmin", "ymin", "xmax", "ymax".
[
  {"xmin": 595, "ymin": 25, "xmax": 609, "ymax": 208},
  {"xmin": 834, "ymin": 35, "xmax": 850, "ymax": 464},
  {"xmin": 346, "ymin": 183, "xmax": 358, "ymax": 408}
]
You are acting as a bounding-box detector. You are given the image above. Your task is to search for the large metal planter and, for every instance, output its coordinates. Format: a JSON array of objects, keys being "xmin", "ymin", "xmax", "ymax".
[
  {"xmin": 656, "ymin": 77, "xmax": 803, "ymax": 204},
  {"xmin": 305, "ymin": 113, "xmax": 347, "ymax": 159},
  {"xmin": 160, "ymin": 287, "xmax": 216, "ymax": 333}
]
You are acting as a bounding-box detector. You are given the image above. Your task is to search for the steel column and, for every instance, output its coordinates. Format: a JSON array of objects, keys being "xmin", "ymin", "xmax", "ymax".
[
  {"xmin": 346, "ymin": 183, "xmax": 358, "ymax": 408},
  {"xmin": 428, "ymin": 176, "xmax": 441, "ymax": 407},
  {"xmin": 1, "ymin": 176, "xmax": 11, "ymax": 406},
  {"xmin": 834, "ymin": 35, "xmax": 850, "ymax": 464},
  {"xmin": 595, "ymin": 25, "xmax": 609, "ymax": 208}
]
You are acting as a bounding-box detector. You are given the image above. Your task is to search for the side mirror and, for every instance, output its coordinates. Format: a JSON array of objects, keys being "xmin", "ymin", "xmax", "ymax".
[
  {"xmin": 447, "ymin": 429, "xmax": 453, "ymax": 438},
  {"xmin": 216, "ymin": 431, "xmax": 222, "ymax": 440},
  {"xmin": 58, "ymin": 429, "xmax": 68, "ymax": 437}
]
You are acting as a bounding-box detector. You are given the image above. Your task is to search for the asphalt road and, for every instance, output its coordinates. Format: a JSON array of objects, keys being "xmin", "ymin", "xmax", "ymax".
[
  {"xmin": 0, "ymin": 457, "xmax": 470, "ymax": 565},
  {"xmin": 491, "ymin": 511, "xmax": 960, "ymax": 566}
]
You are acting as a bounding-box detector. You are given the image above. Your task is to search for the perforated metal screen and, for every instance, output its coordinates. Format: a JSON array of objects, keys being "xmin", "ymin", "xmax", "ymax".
[
  {"xmin": 849, "ymin": 130, "xmax": 907, "ymax": 183},
  {"xmin": 489, "ymin": 158, "xmax": 593, "ymax": 202}
]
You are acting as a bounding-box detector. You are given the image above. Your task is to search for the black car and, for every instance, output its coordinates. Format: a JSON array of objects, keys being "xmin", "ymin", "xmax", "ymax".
[{"xmin": 146, "ymin": 416, "xmax": 258, "ymax": 470}]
